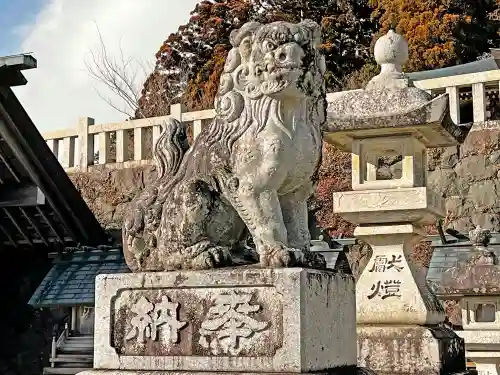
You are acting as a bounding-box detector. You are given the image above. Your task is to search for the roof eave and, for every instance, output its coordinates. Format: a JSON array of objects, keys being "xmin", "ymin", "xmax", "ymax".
[{"xmin": 0, "ymin": 54, "xmax": 37, "ymax": 87}]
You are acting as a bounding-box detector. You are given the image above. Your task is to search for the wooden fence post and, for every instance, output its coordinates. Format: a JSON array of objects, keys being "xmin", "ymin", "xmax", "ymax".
[
  {"xmin": 134, "ymin": 127, "xmax": 146, "ymax": 161},
  {"xmin": 47, "ymin": 139, "xmax": 59, "ymax": 161},
  {"xmin": 50, "ymin": 336, "xmax": 56, "ymax": 367},
  {"xmin": 193, "ymin": 120, "xmax": 202, "ymax": 140},
  {"xmin": 472, "ymin": 82, "xmax": 487, "ymax": 122},
  {"xmin": 116, "ymin": 129, "xmax": 130, "ymax": 163},
  {"xmin": 170, "ymin": 103, "xmax": 183, "ymax": 121},
  {"xmin": 62, "ymin": 137, "xmax": 76, "ymax": 169},
  {"xmin": 78, "ymin": 117, "xmax": 94, "ymax": 172}
]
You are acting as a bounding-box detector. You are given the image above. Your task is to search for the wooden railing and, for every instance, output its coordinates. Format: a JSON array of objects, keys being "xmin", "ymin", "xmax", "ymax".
[
  {"xmin": 413, "ymin": 69, "xmax": 500, "ymax": 125},
  {"xmin": 42, "ymin": 67, "xmax": 500, "ymax": 172},
  {"xmin": 50, "ymin": 323, "xmax": 68, "ymax": 367},
  {"xmin": 42, "ymin": 104, "xmax": 214, "ymax": 172}
]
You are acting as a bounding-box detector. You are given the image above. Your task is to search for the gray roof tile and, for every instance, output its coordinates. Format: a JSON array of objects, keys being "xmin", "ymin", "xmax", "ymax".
[{"xmin": 28, "ymin": 248, "xmax": 129, "ymax": 307}]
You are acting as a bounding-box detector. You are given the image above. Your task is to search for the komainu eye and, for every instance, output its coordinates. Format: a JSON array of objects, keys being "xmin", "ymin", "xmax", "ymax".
[{"xmin": 262, "ymin": 40, "xmax": 276, "ymax": 52}]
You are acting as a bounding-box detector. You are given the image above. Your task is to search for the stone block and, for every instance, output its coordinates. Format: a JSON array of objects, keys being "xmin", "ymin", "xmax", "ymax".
[
  {"xmin": 455, "ymin": 155, "xmax": 496, "ymax": 183},
  {"xmin": 78, "ymin": 369, "xmax": 361, "ymax": 375},
  {"xmin": 440, "ymin": 146, "xmax": 459, "ymax": 169},
  {"xmin": 332, "ymin": 187, "xmax": 444, "ymax": 226},
  {"xmin": 357, "ymin": 326, "xmax": 466, "ymax": 375},
  {"xmin": 427, "ymin": 168, "xmax": 459, "ymax": 197},
  {"xmin": 461, "ymin": 129, "xmax": 500, "ymax": 157},
  {"xmin": 458, "ymin": 331, "xmax": 500, "ymax": 375},
  {"xmin": 93, "ymin": 268, "xmax": 356, "ymax": 373},
  {"xmin": 469, "ymin": 180, "xmax": 500, "ymax": 209}
]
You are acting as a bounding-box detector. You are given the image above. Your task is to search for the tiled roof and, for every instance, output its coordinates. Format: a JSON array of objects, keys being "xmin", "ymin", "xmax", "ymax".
[
  {"xmin": 28, "ymin": 247, "xmax": 129, "ymax": 307},
  {"xmin": 427, "ymin": 232, "xmax": 500, "ymax": 294},
  {"xmin": 311, "ymin": 239, "xmax": 354, "ymax": 273}
]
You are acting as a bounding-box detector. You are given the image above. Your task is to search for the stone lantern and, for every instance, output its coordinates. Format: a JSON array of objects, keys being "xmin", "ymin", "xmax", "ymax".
[
  {"xmin": 441, "ymin": 226, "xmax": 500, "ymax": 375},
  {"xmin": 324, "ymin": 30, "xmax": 470, "ymax": 375}
]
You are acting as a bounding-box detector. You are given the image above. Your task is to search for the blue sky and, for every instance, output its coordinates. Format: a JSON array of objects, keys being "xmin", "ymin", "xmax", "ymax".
[{"xmin": 0, "ymin": 0, "xmax": 43, "ymax": 56}]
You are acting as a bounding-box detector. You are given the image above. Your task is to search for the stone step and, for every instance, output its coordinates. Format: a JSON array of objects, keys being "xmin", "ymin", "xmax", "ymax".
[
  {"xmin": 56, "ymin": 354, "xmax": 94, "ymax": 360},
  {"xmin": 61, "ymin": 346, "xmax": 93, "ymax": 351},
  {"xmin": 50, "ymin": 355, "xmax": 93, "ymax": 364},
  {"xmin": 63, "ymin": 342, "xmax": 93, "ymax": 347},
  {"xmin": 58, "ymin": 347, "xmax": 93, "ymax": 354},
  {"xmin": 43, "ymin": 367, "xmax": 91, "ymax": 375},
  {"xmin": 64, "ymin": 343, "xmax": 93, "ymax": 347},
  {"xmin": 55, "ymin": 363, "xmax": 92, "ymax": 368},
  {"xmin": 66, "ymin": 337, "xmax": 93, "ymax": 342}
]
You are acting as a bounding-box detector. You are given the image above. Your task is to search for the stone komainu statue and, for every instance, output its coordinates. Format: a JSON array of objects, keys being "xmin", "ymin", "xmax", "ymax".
[{"xmin": 123, "ymin": 20, "xmax": 327, "ymax": 271}]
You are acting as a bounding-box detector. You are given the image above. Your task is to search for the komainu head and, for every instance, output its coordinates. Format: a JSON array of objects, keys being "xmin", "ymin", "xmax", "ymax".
[{"xmin": 215, "ymin": 19, "xmax": 327, "ymax": 124}]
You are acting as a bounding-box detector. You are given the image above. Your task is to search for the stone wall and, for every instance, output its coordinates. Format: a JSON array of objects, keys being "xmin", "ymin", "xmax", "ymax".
[
  {"xmin": 428, "ymin": 121, "xmax": 500, "ymax": 233},
  {"xmin": 69, "ymin": 165, "xmax": 158, "ymax": 237}
]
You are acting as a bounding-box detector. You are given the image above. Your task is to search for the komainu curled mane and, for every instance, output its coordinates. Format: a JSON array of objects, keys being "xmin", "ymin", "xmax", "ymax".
[{"xmin": 123, "ymin": 19, "xmax": 327, "ymax": 271}]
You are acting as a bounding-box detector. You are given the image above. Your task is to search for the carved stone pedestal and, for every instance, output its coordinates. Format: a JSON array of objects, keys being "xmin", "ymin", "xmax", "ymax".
[
  {"xmin": 79, "ymin": 268, "xmax": 357, "ymax": 375},
  {"xmin": 79, "ymin": 371, "xmax": 360, "ymax": 375},
  {"xmin": 358, "ymin": 326, "xmax": 465, "ymax": 375}
]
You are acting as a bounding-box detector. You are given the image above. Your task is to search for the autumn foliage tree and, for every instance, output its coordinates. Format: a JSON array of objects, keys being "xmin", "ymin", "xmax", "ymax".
[
  {"xmin": 137, "ymin": 0, "xmax": 254, "ymax": 116},
  {"xmin": 138, "ymin": 0, "xmax": 376, "ymax": 116},
  {"xmin": 369, "ymin": 0, "xmax": 500, "ymax": 72}
]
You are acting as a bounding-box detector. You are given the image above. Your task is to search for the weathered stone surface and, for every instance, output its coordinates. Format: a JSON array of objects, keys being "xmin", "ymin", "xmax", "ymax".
[
  {"xmin": 427, "ymin": 168, "xmax": 459, "ymax": 197},
  {"xmin": 445, "ymin": 196, "xmax": 465, "ymax": 216},
  {"xmin": 489, "ymin": 150, "xmax": 500, "ymax": 164},
  {"xmin": 93, "ymin": 196, "xmax": 115, "ymax": 225},
  {"xmin": 469, "ymin": 180, "xmax": 500, "ymax": 209},
  {"xmin": 471, "ymin": 212, "xmax": 500, "ymax": 231},
  {"xmin": 93, "ymin": 268, "xmax": 356, "ymax": 372},
  {"xmin": 332, "ymin": 187, "xmax": 444, "ymax": 227},
  {"xmin": 460, "ymin": 127, "xmax": 500, "ymax": 157},
  {"xmin": 357, "ymin": 326, "xmax": 465, "ymax": 375},
  {"xmin": 109, "ymin": 168, "xmax": 147, "ymax": 196},
  {"xmin": 69, "ymin": 166, "xmax": 157, "ymax": 231},
  {"xmin": 455, "ymin": 155, "xmax": 496, "ymax": 183},
  {"xmin": 112, "ymin": 203, "xmax": 131, "ymax": 228},
  {"xmin": 440, "ymin": 146, "xmax": 459, "ymax": 169},
  {"xmin": 354, "ymin": 224, "xmax": 444, "ymax": 326},
  {"xmin": 325, "ymin": 91, "xmax": 467, "ymax": 151},
  {"xmin": 122, "ymin": 20, "xmax": 328, "ymax": 271},
  {"xmin": 78, "ymin": 369, "xmax": 363, "ymax": 375},
  {"xmin": 421, "ymin": 121, "xmax": 500, "ymax": 234}
]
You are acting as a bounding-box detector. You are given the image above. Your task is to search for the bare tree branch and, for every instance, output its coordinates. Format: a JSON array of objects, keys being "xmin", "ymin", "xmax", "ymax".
[
  {"xmin": 85, "ymin": 23, "xmax": 153, "ymax": 118},
  {"xmin": 85, "ymin": 22, "xmax": 190, "ymax": 120}
]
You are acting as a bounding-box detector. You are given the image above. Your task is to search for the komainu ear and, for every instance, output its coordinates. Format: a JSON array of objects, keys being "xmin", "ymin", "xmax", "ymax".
[
  {"xmin": 230, "ymin": 22, "xmax": 262, "ymax": 47},
  {"xmin": 298, "ymin": 19, "xmax": 321, "ymax": 47}
]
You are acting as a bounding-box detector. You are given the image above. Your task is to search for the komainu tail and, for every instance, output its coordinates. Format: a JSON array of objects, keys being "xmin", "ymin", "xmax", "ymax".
[
  {"xmin": 123, "ymin": 117, "xmax": 189, "ymax": 271},
  {"xmin": 154, "ymin": 117, "xmax": 189, "ymax": 180}
]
